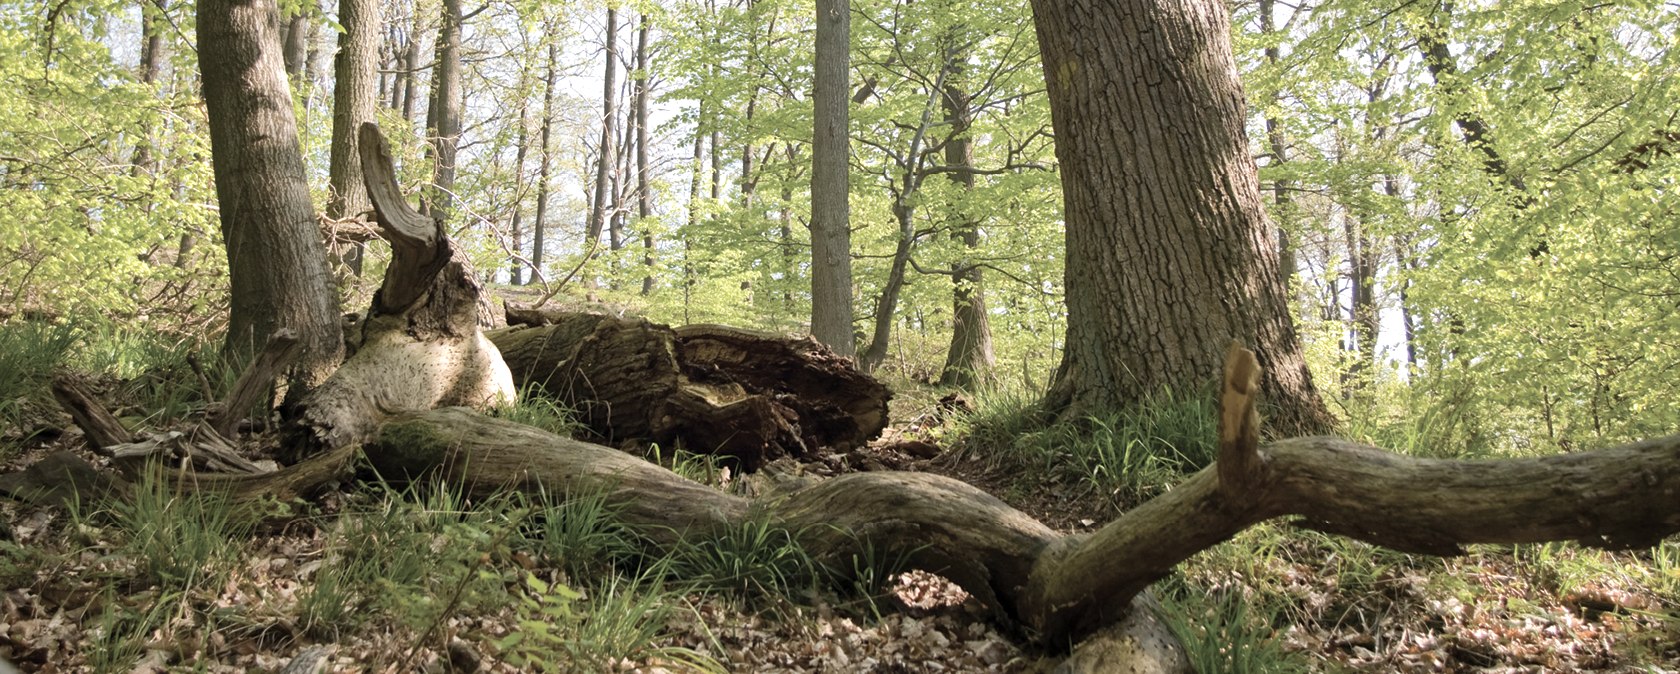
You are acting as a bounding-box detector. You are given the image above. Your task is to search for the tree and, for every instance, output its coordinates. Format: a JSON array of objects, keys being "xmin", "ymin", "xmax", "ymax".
[
  {"xmin": 197, "ymin": 0, "xmax": 342, "ymax": 396},
  {"xmin": 810, "ymin": 0, "xmax": 854, "ymax": 357},
  {"xmin": 584, "ymin": 6, "xmax": 620, "ymax": 282},
  {"xmin": 1028, "ymin": 0, "xmax": 1333, "ymax": 434},
  {"xmin": 425, "ymin": 0, "xmax": 464, "ymax": 222},
  {"xmin": 326, "ymin": 0, "xmax": 379, "ymax": 276},
  {"xmin": 937, "ymin": 26, "xmax": 996, "ymax": 388}
]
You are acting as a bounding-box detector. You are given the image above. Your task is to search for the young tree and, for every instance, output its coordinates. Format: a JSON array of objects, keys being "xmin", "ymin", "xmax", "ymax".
[
  {"xmin": 425, "ymin": 0, "xmax": 464, "ymax": 222},
  {"xmin": 584, "ymin": 7, "xmax": 620, "ymax": 280},
  {"xmin": 327, "ymin": 0, "xmax": 380, "ymax": 276},
  {"xmin": 198, "ymin": 0, "xmax": 342, "ymax": 395},
  {"xmin": 810, "ymin": 0, "xmax": 854, "ymax": 357},
  {"xmin": 1028, "ymin": 0, "xmax": 1333, "ymax": 434}
]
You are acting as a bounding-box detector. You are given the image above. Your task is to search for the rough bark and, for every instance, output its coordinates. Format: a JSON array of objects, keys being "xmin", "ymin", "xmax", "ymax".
[
  {"xmin": 198, "ymin": 0, "xmax": 343, "ymax": 399},
  {"xmin": 286, "ymin": 123, "xmax": 515, "ymax": 456},
  {"xmin": 131, "ymin": 0, "xmax": 168, "ymax": 176},
  {"xmin": 50, "ymin": 375, "xmax": 132, "ymax": 454},
  {"xmin": 938, "ymin": 38, "xmax": 995, "ymax": 388},
  {"xmin": 810, "ymin": 0, "xmax": 855, "ymax": 357},
  {"xmin": 1029, "ymin": 0, "xmax": 1333, "ymax": 435},
  {"xmin": 326, "ymin": 0, "xmax": 379, "ymax": 277},
  {"xmin": 489, "ymin": 316, "xmax": 889, "ymax": 469}
]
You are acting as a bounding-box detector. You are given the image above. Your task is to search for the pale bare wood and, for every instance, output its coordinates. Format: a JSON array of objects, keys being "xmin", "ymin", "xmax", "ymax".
[{"xmin": 1217, "ymin": 341, "xmax": 1262, "ymax": 493}]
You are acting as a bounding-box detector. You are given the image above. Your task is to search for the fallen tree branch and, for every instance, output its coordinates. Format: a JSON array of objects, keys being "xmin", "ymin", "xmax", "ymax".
[
  {"xmin": 50, "ymin": 374, "xmax": 130, "ymax": 455},
  {"xmin": 212, "ymin": 328, "xmax": 300, "ymax": 440}
]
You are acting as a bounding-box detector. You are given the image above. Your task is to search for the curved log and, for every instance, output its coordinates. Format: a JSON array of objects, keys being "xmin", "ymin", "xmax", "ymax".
[{"xmin": 349, "ymin": 347, "xmax": 1680, "ymax": 650}]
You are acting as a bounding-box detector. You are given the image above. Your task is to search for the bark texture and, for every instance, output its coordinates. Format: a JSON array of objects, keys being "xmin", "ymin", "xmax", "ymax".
[
  {"xmin": 938, "ymin": 37, "xmax": 995, "ymax": 388},
  {"xmin": 1029, "ymin": 0, "xmax": 1333, "ymax": 434},
  {"xmin": 198, "ymin": 0, "xmax": 343, "ymax": 397},
  {"xmin": 810, "ymin": 0, "xmax": 855, "ymax": 357},
  {"xmin": 489, "ymin": 316, "xmax": 889, "ymax": 469}
]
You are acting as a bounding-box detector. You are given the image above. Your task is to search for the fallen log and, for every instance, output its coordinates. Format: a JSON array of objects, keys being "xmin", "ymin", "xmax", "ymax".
[{"xmin": 489, "ymin": 317, "xmax": 889, "ymax": 469}]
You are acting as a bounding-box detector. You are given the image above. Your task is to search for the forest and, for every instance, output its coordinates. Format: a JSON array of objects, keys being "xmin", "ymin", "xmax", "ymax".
[{"xmin": 0, "ymin": 0, "xmax": 1677, "ymax": 670}]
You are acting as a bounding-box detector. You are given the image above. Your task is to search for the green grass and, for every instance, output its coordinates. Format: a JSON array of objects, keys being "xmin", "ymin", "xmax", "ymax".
[
  {"xmin": 1159, "ymin": 587, "xmax": 1314, "ymax": 674},
  {"xmin": 666, "ymin": 514, "xmax": 819, "ymax": 600},
  {"xmin": 493, "ymin": 385, "xmax": 583, "ymax": 437},
  {"xmin": 498, "ymin": 570, "xmax": 724, "ymax": 673},
  {"xmin": 91, "ymin": 468, "xmax": 257, "ymax": 590},
  {"xmin": 954, "ymin": 385, "xmax": 1218, "ymax": 508},
  {"xmin": 518, "ymin": 486, "xmax": 640, "ymax": 579}
]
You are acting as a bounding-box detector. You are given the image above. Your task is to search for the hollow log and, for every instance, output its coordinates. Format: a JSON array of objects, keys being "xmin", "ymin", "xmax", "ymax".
[{"xmin": 488, "ymin": 318, "xmax": 888, "ymax": 469}]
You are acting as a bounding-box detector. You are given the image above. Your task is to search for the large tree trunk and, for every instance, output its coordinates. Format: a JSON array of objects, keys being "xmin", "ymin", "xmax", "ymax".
[
  {"xmin": 198, "ymin": 0, "xmax": 343, "ymax": 399},
  {"xmin": 326, "ymin": 0, "xmax": 379, "ymax": 277},
  {"xmin": 810, "ymin": 0, "xmax": 855, "ymax": 357},
  {"xmin": 1029, "ymin": 0, "xmax": 1333, "ymax": 435},
  {"xmin": 489, "ymin": 315, "xmax": 890, "ymax": 469},
  {"xmin": 634, "ymin": 14, "xmax": 654, "ymax": 296}
]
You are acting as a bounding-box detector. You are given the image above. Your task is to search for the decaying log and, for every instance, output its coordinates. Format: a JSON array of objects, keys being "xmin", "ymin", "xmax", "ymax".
[
  {"xmin": 50, "ymin": 374, "xmax": 131, "ymax": 455},
  {"xmin": 212, "ymin": 329, "xmax": 300, "ymax": 440},
  {"xmin": 109, "ymin": 424, "xmax": 274, "ymax": 475},
  {"xmin": 489, "ymin": 317, "xmax": 889, "ymax": 469},
  {"xmin": 286, "ymin": 123, "xmax": 515, "ymax": 456}
]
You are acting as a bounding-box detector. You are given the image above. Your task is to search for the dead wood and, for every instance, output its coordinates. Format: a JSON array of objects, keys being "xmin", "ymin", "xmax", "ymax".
[
  {"xmin": 49, "ymin": 374, "xmax": 130, "ymax": 455},
  {"xmin": 284, "ymin": 123, "xmax": 514, "ymax": 457},
  {"xmin": 489, "ymin": 317, "xmax": 888, "ymax": 469},
  {"xmin": 212, "ymin": 328, "xmax": 300, "ymax": 440}
]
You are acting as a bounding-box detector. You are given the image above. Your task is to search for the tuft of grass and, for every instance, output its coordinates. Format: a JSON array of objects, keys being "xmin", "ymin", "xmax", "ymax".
[
  {"xmin": 87, "ymin": 591, "xmax": 183, "ymax": 674},
  {"xmin": 666, "ymin": 514, "xmax": 818, "ymax": 600},
  {"xmin": 1160, "ymin": 587, "xmax": 1313, "ymax": 674},
  {"xmin": 499, "ymin": 571, "xmax": 724, "ymax": 673},
  {"xmin": 93, "ymin": 468, "xmax": 256, "ymax": 590},
  {"xmin": 493, "ymin": 386, "xmax": 583, "ymax": 437},
  {"xmin": 954, "ymin": 385, "xmax": 1217, "ymax": 509},
  {"xmin": 518, "ymin": 487, "xmax": 640, "ymax": 579},
  {"xmin": 0, "ymin": 320, "xmax": 80, "ymax": 445},
  {"xmin": 299, "ymin": 480, "xmax": 523, "ymax": 637}
]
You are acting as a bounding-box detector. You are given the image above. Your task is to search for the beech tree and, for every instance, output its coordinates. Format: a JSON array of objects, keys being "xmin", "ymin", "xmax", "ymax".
[
  {"xmin": 198, "ymin": 0, "xmax": 342, "ymax": 396},
  {"xmin": 810, "ymin": 0, "xmax": 855, "ymax": 357},
  {"xmin": 1028, "ymin": 0, "xmax": 1333, "ymax": 434}
]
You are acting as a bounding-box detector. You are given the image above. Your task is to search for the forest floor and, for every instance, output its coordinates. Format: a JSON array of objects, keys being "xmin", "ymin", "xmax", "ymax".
[{"xmin": 0, "ymin": 369, "xmax": 1676, "ymax": 672}]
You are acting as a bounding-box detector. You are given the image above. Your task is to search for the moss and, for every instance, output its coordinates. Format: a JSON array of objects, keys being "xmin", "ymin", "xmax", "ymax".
[{"xmin": 373, "ymin": 415, "xmax": 458, "ymax": 473}]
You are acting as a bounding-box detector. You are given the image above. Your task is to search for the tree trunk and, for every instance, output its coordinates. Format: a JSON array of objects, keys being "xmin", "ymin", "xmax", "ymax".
[
  {"xmin": 489, "ymin": 315, "xmax": 888, "ymax": 469},
  {"xmin": 326, "ymin": 0, "xmax": 379, "ymax": 278},
  {"xmin": 531, "ymin": 40, "xmax": 559, "ymax": 284},
  {"xmin": 198, "ymin": 0, "xmax": 342, "ymax": 399},
  {"xmin": 401, "ymin": 10, "xmax": 421, "ymax": 123},
  {"xmin": 1029, "ymin": 0, "xmax": 1333, "ymax": 435},
  {"xmin": 131, "ymin": 0, "xmax": 168, "ymax": 175},
  {"xmin": 810, "ymin": 0, "xmax": 855, "ymax": 357},
  {"xmin": 509, "ymin": 101, "xmax": 528, "ymax": 286},
  {"xmin": 633, "ymin": 15, "xmax": 655, "ymax": 296},
  {"xmin": 1258, "ymin": 0, "xmax": 1297, "ymax": 281},
  {"xmin": 424, "ymin": 0, "xmax": 463, "ymax": 223},
  {"xmin": 281, "ymin": 5, "xmax": 309, "ymax": 83},
  {"xmin": 938, "ymin": 44, "xmax": 995, "ymax": 389},
  {"xmin": 584, "ymin": 7, "xmax": 619, "ymax": 282}
]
